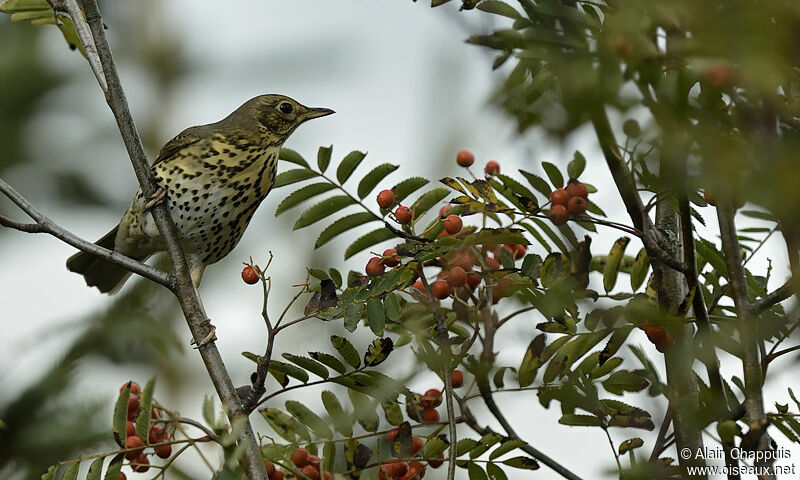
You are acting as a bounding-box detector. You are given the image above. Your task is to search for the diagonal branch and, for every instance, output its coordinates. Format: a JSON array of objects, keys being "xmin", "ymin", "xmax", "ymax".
[
  {"xmin": 750, "ymin": 279, "xmax": 795, "ymax": 314},
  {"xmin": 0, "ymin": 177, "xmax": 174, "ymax": 289}
]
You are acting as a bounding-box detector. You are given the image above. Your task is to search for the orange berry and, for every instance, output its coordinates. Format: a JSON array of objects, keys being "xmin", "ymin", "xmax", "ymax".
[
  {"xmin": 401, "ymin": 462, "xmax": 426, "ymax": 480},
  {"xmin": 447, "ymin": 266, "xmax": 467, "ymax": 287},
  {"xmin": 567, "ymin": 196, "xmax": 587, "ymax": 216},
  {"xmin": 127, "ymin": 396, "xmax": 140, "ymax": 421},
  {"xmin": 485, "ymin": 256, "xmax": 500, "ymax": 271},
  {"xmin": 241, "ymin": 266, "xmax": 259, "ymax": 284},
  {"xmin": 323, "ymin": 472, "xmax": 332, "ymax": 480},
  {"xmin": 264, "ymin": 461, "xmax": 276, "ymax": 477},
  {"xmin": 412, "ymin": 279, "xmax": 425, "ymax": 293},
  {"xmin": 150, "ymin": 408, "xmax": 162, "ymax": 419},
  {"xmin": 300, "ymin": 465, "xmax": 320, "ymax": 480},
  {"xmin": 377, "ymin": 190, "xmax": 396, "ymax": 209},
  {"xmin": 421, "ymin": 389, "xmax": 442, "ymax": 408},
  {"xmin": 388, "ymin": 427, "xmax": 400, "ymax": 443},
  {"xmin": 131, "ymin": 453, "xmax": 149, "ymax": 473},
  {"xmin": 550, "ymin": 188, "xmax": 569, "ymax": 206},
  {"xmin": 308, "ymin": 456, "xmax": 321, "ymax": 468},
  {"xmin": 411, "ymin": 436, "xmax": 425, "ymax": 454},
  {"xmin": 382, "ymin": 249, "xmax": 400, "ymax": 267},
  {"xmin": 148, "ymin": 425, "xmax": 166, "ymax": 444},
  {"xmin": 120, "ymin": 382, "xmax": 141, "ymax": 395},
  {"xmin": 422, "ymin": 407, "xmax": 440, "ymax": 424},
  {"xmin": 548, "ymin": 204, "xmax": 568, "ymax": 226},
  {"xmin": 443, "ymin": 215, "xmax": 463, "ymax": 235},
  {"xmin": 429, "ymin": 453, "xmax": 445, "ymax": 468},
  {"xmin": 366, "ymin": 257, "xmax": 385, "ymax": 277},
  {"xmin": 291, "ymin": 448, "xmax": 310, "ymax": 468},
  {"xmin": 513, "ymin": 244, "xmax": 527, "ymax": 259},
  {"xmin": 155, "ymin": 443, "xmax": 172, "ymax": 459},
  {"xmin": 125, "ymin": 435, "xmax": 145, "ymax": 460},
  {"xmin": 566, "ymin": 182, "xmax": 589, "ymax": 199},
  {"xmin": 395, "ymin": 206, "xmax": 412, "ymax": 224},
  {"xmin": 484, "ymin": 160, "xmax": 500, "ymax": 176},
  {"xmin": 273, "ymin": 471, "xmax": 285, "ymax": 480},
  {"xmin": 456, "ymin": 149, "xmax": 475, "ymax": 167},
  {"xmin": 439, "ymin": 205, "xmax": 452, "ymax": 218},
  {"xmin": 118, "ymin": 473, "xmax": 126, "ymax": 480},
  {"xmin": 126, "ymin": 421, "xmax": 136, "ymax": 438},
  {"xmin": 466, "ymin": 272, "xmax": 481, "ymax": 289},
  {"xmin": 430, "ymin": 280, "xmax": 450, "ymax": 299},
  {"xmin": 451, "ymin": 370, "xmax": 464, "ymax": 388}
]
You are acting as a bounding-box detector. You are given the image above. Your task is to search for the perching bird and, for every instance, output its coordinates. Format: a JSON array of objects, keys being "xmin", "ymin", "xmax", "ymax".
[{"xmin": 67, "ymin": 94, "xmax": 333, "ymax": 293}]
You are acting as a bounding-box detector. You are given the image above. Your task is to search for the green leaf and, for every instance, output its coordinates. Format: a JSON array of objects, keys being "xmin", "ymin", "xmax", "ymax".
[
  {"xmin": 486, "ymin": 463, "xmax": 509, "ymax": 480},
  {"xmin": 41, "ymin": 465, "xmax": 57, "ymax": 480},
  {"xmin": 344, "ymin": 303, "xmax": 363, "ymax": 333},
  {"xmin": 567, "ymin": 151, "xmax": 586, "ymax": 179},
  {"xmin": 317, "ymin": 145, "xmax": 333, "ymax": 173},
  {"xmin": 489, "ymin": 439, "xmax": 527, "ymax": 460},
  {"xmin": 541, "ymin": 162, "xmax": 564, "ymax": 188},
  {"xmin": 470, "ymin": 433, "xmax": 503, "ymax": 459},
  {"xmin": 357, "ymin": 163, "xmax": 399, "ymax": 199},
  {"xmin": 468, "ymin": 463, "xmax": 488, "ymax": 480},
  {"xmin": 618, "ymin": 438, "xmax": 644, "ymax": 454},
  {"xmin": 384, "ymin": 292, "xmax": 401, "ymax": 321},
  {"xmin": 457, "ymin": 438, "xmax": 482, "ymax": 456},
  {"xmin": 461, "ymin": 227, "xmax": 528, "ymax": 247},
  {"xmin": 202, "ymin": 395, "xmax": 215, "ymax": 427},
  {"xmin": 337, "ymin": 150, "xmax": 367, "ymax": 184},
  {"xmin": 134, "ymin": 377, "xmax": 155, "ymax": 443},
  {"xmin": 392, "ymin": 176, "xmax": 430, "ymax": 203},
  {"xmin": 329, "ymin": 268, "xmax": 343, "ymax": 288},
  {"xmin": 86, "ymin": 457, "xmax": 104, "ymax": 480},
  {"xmin": 62, "ymin": 462, "xmax": 79, "ymax": 480},
  {"xmin": 344, "ymin": 227, "xmax": 395, "ymax": 259},
  {"xmin": 603, "ymin": 237, "xmax": 630, "ymax": 292},
  {"xmin": 279, "ymin": 148, "xmax": 309, "ymax": 168},
  {"xmin": 331, "ymin": 335, "xmax": 361, "ymax": 368},
  {"xmin": 112, "ymin": 385, "xmax": 130, "ymax": 447},
  {"xmin": 364, "ymin": 337, "xmax": 393, "ymax": 367},
  {"xmin": 276, "ymin": 183, "xmax": 337, "ymax": 216},
  {"xmin": 260, "ymin": 407, "xmax": 301, "ymax": 442},
  {"xmin": 477, "ymin": 0, "xmax": 522, "ymax": 19},
  {"xmin": 411, "ymin": 188, "xmax": 451, "ymax": 221},
  {"xmin": 322, "ymin": 441, "xmax": 336, "ymax": 473},
  {"xmin": 366, "ymin": 298, "xmax": 385, "ymax": 336},
  {"xmin": 274, "ymin": 168, "xmax": 318, "ymax": 188},
  {"xmin": 349, "ymin": 390, "xmax": 379, "ymax": 432},
  {"xmin": 269, "ymin": 360, "xmax": 309, "ymax": 383},
  {"xmin": 630, "ymin": 248, "xmax": 649, "ymax": 291},
  {"xmin": 501, "ymin": 456, "xmax": 540, "ymax": 470},
  {"xmin": 286, "ymin": 400, "xmax": 333, "ymax": 438},
  {"xmin": 309, "ymin": 352, "xmax": 347, "ymax": 374},
  {"xmin": 282, "ymin": 353, "xmax": 329, "ymax": 379},
  {"xmin": 322, "ymin": 390, "xmax": 353, "ymax": 437},
  {"xmin": 294, "ymin": 195, "xmax": 355, "ymax": 230},
  {"xmin": 380, "ymin": 399, "xmax": 404, "ymax": 426},
  {"xmin": 602, "ymin": 370, "xmax": 649, "ymax": 395},
  {"xmin": 102, "ymin": 455, "xmax": 123, "ymax": 480},
  {"xmin": 558, "ymin": 414, "xmax": 603, "ymax": 427},
  {"xmin": 519, "ymin": 170, "xmax": 552, "ymax": 198},
  {"xmin": 517, "ymin": 335, "xmax": 545, "ymax": 387},
  {"xmin": 315, "ymin": 212, "xmax": 376, "ymax": 248},
  {"xmin": 422, "ymin": 436, "xmax": 450, "ymax": 458}
]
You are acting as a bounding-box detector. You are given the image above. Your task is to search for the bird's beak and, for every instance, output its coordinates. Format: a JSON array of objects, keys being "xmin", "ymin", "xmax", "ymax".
[{"xmin": 301, "ymin": 107, "xmax": 335, "ymax": 121}]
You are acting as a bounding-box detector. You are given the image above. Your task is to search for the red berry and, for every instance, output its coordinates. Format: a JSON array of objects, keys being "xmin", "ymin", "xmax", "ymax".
[
  {"xmin": 377, "ymin": 190, "xmax": 396, "ymax": 209},
  {"xmin": 439, "ymin": 205, "xmax": 452, "ymax": 218},
  {"xmin": 566, "ymin": 182, "xmax": 589, "ymax": 199},
  {"xmin": 513, "ymin": 244, "xmax": 527, "ymax": 259},
  {"xmin": 273, "ymin": 471, "xmax": 285, "ymax": 480},
  {"xmin": 704, "ymin": 189, "xmax": 716, "ymax": 206},
  {"xmin": 493, "ymin": 277, "xmax": 515, "ymax": 302},
  {"xmin": 451, "ymin": 370, "xmax": 464, "ymax": 388},
  {"xmin": 430, "ymin": 280, "xmax": 450, "ymax": 299},
  {"xmin": 548, "ymin": 204, "xmax": 568, "ymax": 226},
  {"xmin": 429, "ymin": 453, "xmax": 445, "ymax": 468},
  {"xmin": 150, "ymin": 408, "xmax": 162, "ymax": 419},
  {"xmin": 412, "ymin": 279, "xmax": 425, "ymax": 293},
  {"xmin": 421, "ymin": 389, "xmax": 442, "ymax": 408},
  {"xmin": 291, "ymin": 448, "xmax": 310, "ymax": 468},
  {"xmin": 387, "ymin": 462, "xmax": 409, "ymax": 478},
  {"xmin": 484, "ymin": 161, "xmax": 500, "ymax": 176},
  {"xmin": 447, "ymin": 266, "xmax": 467, "ymax": 287},
  {"xmin": 388, "ymin": 427, "xmax": 400, "ymax": 443},
  {"xmin": 466, "ymin": 272, "xmax": 481, "ymax": 289},
  {"xmin": 148, "ymin": 425, "xmax": 166, "ymax": 444},
  {"xmin": 411, "ymin": 436, "xmax": 425, "ymax": 454},
  {"xmin": 241, "ymin": 266, "xmax": 259, "ymax": 284},
  {"xmin": 131, "ymin": 453, "xmax": 149, "ymax": 473},
  {"xmin": 308, "ymin": 456, "xmax": 321, "ymax": 468},
  {"xmin": 567, "ymin": 196, "xmax": 587, "ymax": 216},
  {"xmin": 118, "ymin": 473, "xmax": 126, "ymax": 480},
  {"xmin": 155, "ymin": 443, "xmax": 172, "ymax": 459},
  {"xmin": 485, "ymin": 256, "xmax": 500, "ymax": 271},
  {"xmin": 323, "ymin": 472, "xmax": 332, "ymax": 480},
  {"xmin": 120, "ymin": 382, "xmax": 141, "ymax": 395},
  {"xmin": 301, "ymin": 465, "xmax": 320, "ymax": 480},
  {"xmin": 127, "ymin": 396, "xmax": 140, "ymax": 421},
  {"xmin": 395, "ymin": 206, "xmax": 413, "ymax": 224},
  {"xmin": 125, "ymin": 435, "xmax": 145, "ymax": 460},
  {"xmin": 366, "ymin": 257, "xmax": 385, "ymax": 277},
  {"xmin": 264, "ymin": 461, "xmax": 276, "ymax": 477},
  {"xmin": 456, "ymin": 149, "xmax": 475, "ymax": 167},
  {"xmin": 422, "ymin": 407, "xmax": 440, "ymax": 424},
  {"xmin": 382, "ymin": 248, "xmax": 400, "ymax": 267},
  {"xmin": 443, "ymin": 215, "xmax": 463, "ymax": 235},
  {"xmin": 550, "ymin": 188, "xmax": 569, "ymax": 206},
  {"xmin": 401, "ymin": 462, "xmax": 426, "ymax": 480},
  {"xmin": 126, "ymin": 421, "xmax": 136, "ymax": 438}
]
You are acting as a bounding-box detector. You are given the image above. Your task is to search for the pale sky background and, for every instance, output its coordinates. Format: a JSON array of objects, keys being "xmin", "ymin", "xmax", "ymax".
[{"xmin": 1, "ymin": 1, "xmax": 797, "ymax": 479}]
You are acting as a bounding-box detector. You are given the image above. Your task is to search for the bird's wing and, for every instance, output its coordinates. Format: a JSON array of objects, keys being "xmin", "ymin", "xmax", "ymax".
[{"xmin": 151, "ymin": 126, "xmax": 205, "ymax": 167}]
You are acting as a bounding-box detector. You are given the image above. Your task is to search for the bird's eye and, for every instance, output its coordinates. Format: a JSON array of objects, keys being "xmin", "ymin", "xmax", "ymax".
[{"xmin": 279, "ymin": 102, "xmax": 293, "ymax": 114}]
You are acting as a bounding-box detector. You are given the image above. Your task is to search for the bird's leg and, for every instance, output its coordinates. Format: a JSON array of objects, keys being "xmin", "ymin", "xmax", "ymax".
[
  {"xmin": 192, "ymin": 318, "xmax": 217, "ymax": 348},
  {"xmin": 144, "ymin": 187, "xmax": 167, "ymax": 210},
  {"xmin": 186, "ymin": 255, "xmax": 216, "ymax": 346}
]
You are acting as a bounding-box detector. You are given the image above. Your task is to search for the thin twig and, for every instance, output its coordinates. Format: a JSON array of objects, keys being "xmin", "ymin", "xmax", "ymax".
[{"xmin": 750, "ymin": 279, "xmax": 795, "ymax": 314}]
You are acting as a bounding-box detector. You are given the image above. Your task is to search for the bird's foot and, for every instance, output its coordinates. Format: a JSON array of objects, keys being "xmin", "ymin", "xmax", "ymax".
[
  {"xmin": 145, "ymin": 187, "xmax": 167, "ymax": 210},
  {"xmin": 191, "ymin": 318, "xmax": 217, "ymax": 348}
]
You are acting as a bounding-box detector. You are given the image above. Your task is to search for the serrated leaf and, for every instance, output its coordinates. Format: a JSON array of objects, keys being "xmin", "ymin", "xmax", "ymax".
[
  {"xmin": 411, "ymin": 188, "xmax": 451, "ymax": 221},
  {"xmin": 282, "ymin": 353, "xmax": 329, "ymax": 379},
  {"xmin": 286, "ymin": 400, "xmax": 333, "ymax": 438},
  {"xmin": 541, "ymin": 162, "xmax": 564, "ymax": 188},
  {"xmin": 102, "ymin": 455, "xmax": 123, "ymax": 480},
  {"xmin": 349, "ymin": 390, "xmax": 379, "ymax": 432},
  {"xmin": 380, "ymin": 399, "xmax": 404, "ymax": 426},
  {"xmin": 470, "ymin": 433, "xmax": 503, "ymax": 459},
  {"xmin": 279, "ymin": 148, "xmax": 309, "ymax": 168},
  {"xmin": 489, "ymin": 439, "xmax": 527, "ymax": 460},
  {"xmin": 134, "ymin": 377, "xmax": 155, "ymax": 442},
  {"xmin": 559, "ymin": 414, "xmax": 603, "ymax": 427},
  {"xmin": 260, "ymin": 407, "xmax": 299, "ymax": 442},
  {"xmin": 62, "ymin": 462, "xmax": 79, "ymax": 480},
  {"xmin": 567, "ymin": 151, "xmax": 586, "ymax": 179},
  {"xmin": 202, "ymin": 395, "xmax": 215, "ymax": 427},
  {"xmin": 112, "ymin": 385, "xmax": 130, "ymax": 447},
  {"xmin": 519, "ymin": 170, "xmax": 552, "ymax": 197},
  {"xmin": 293, "ymin": 195, "xmax": 355, "ymax": 230},
  {"xmin": 468, "ymin": 463, "xmax": 488, "ymax": 480},
  {"xmin": 486, "ymin": 463, "xmax": 509, "ymax": 480},
  {"xmin": 603, "ymin": 237, "xmax": 630, "ymax": 292},
  {"xmin": 618, "ymin": 438, "xmax": 644, "ymax": 454},
  {"xmin": 41, "ymin": 465, "xmax": 57, "ymax": 480},
  {"xmin": 384, "ymin": 292, "xmax": 401, "ymax": 321},
  {"xmin": 336, "ymin": 150, "xmax": 367, "ymax": 184},
  {"xmin": 364, "ymin": 337, "xmax": 393, "ymax": 367},
  {"xmin": 422, "ymin": 436, "xmax": 450, "ymax": 458},
  {"xmin": 86, "ymin": 457, "xmax": 104, "ymax": 480},
  {"xmin": 274, "ymin": 168, "xmax": 318, "ymax": 188},
  {"xmin": 457, "ymin": 438, "xmax": 482, "ymax": 456},
  {"xmin": 322, "ymin": 391, "xmax": 353, "ymax": 437},
  {"xmin": 344, "ymin": 227, "xmax": 395, "ymax": 259},
  {"xmin": 357, "ymin": 163, "xmax": 399, "ymax": 199},
  {"xmin": 461, "ymin": 227, "xmax": 527, "ymax": 247},
  {"xmin": 602, "ymin": 370, "xmax": 649, "ymax": 395},
  {"xmin": 310, "ymin": 352, "xmax": 347, "ymax": 374},
  {"xmin": 392, "ymin": 176, "xmax": 429, "ymax": 203},
  {"xmin": 477, "ymin": 0, "xmax": 522, "ymax": 19},
  {"xmin": 344, "ymin": 303, "xmax": 363, "ymax": 333},
  {"xmin": 315, "ymin": 212, "xmax": 376, "ymax": 248},
  {"xmin": 518, "ymin": 335, "xmax": 545, "ymax": 387},
  {"xmin": 331, "ymin": 335, "xmax": 361, "ymax": 368},
  {"xmin": 366, "ymin": 298, "xmax": 385, "ymax": 336},
  {"xmin": 269, "ymin": 360, "xmax": 309, "ymax": 383},
  {"xmin": 501, "ymin": 456, "xmax": 540, "ymax": 469},
  {"xmin": 276, "ymin": 183, "xmax": 337, "ymax": 216},
  {"xmin": 630, "ymin": 248, "xmax": 649, "ymax": 291},
  {"xmin": 317, "ymin": 145, "xmax": 333, "ymax": 173}
]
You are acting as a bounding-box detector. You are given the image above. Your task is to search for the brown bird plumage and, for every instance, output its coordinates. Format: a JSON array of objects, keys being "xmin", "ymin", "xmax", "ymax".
[{"xmin": 67, "ymin": 94, "xmax": 333, "ymax": 293}]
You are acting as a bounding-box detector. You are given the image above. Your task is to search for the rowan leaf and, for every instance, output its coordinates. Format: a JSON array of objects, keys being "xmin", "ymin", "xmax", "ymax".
[
  {"xmin": 344, "ymin": 228, "xmax": 395, "ymax": 259},
  {"xmin": 358, "ymin": 163, "xmax": 399, "ymax": 199},
  {"xmin": 294, "ymin": 195, "xmax": 355, "ymax": 229},
  {"xmin": 337, "ymin": 150, "xmax": 367, "ymax": 184},
  {"xmin": 276, "ymin": 183, "xmax": 337, "ymax": 216},
  {"xmin": 279, "ymin": 148, "xmax": 309, "ymax": 168}
]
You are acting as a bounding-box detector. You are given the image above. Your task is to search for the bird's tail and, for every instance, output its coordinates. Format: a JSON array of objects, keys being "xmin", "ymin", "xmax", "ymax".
[{"xmin": 66, "ymin": 226, "xmax": 147, "ymax": 294}]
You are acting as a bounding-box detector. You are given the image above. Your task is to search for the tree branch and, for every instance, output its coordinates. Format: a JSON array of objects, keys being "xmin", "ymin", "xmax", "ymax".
[
  {"xmin": 74, "ymin": 2, "xmax": 267, "ymax": 478},
  {"xmin": 750, "ymin": 279, "xmax": 795, "ymax": 314}
]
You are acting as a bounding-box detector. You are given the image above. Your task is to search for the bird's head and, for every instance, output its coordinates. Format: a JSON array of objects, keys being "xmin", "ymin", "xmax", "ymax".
[{"xmin": 233, "ymin": 94, "xmax": 334, "ymax": 141}]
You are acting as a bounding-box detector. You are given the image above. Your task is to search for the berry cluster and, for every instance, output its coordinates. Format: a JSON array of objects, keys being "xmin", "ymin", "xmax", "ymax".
[
  {"xmin": 455, "ymin": 149, "xmax": 500, "ymax": 177},
  {"xmin": 548, "ymin": 180, "xmax": 589, "ymax": 226},
  {"xmin": 120, "ymin": 382, "xmax": 171, "ymax": 476},
  {"xmin": 282, "ymin": 447, "xmax": 330, "ymax": 480}
]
